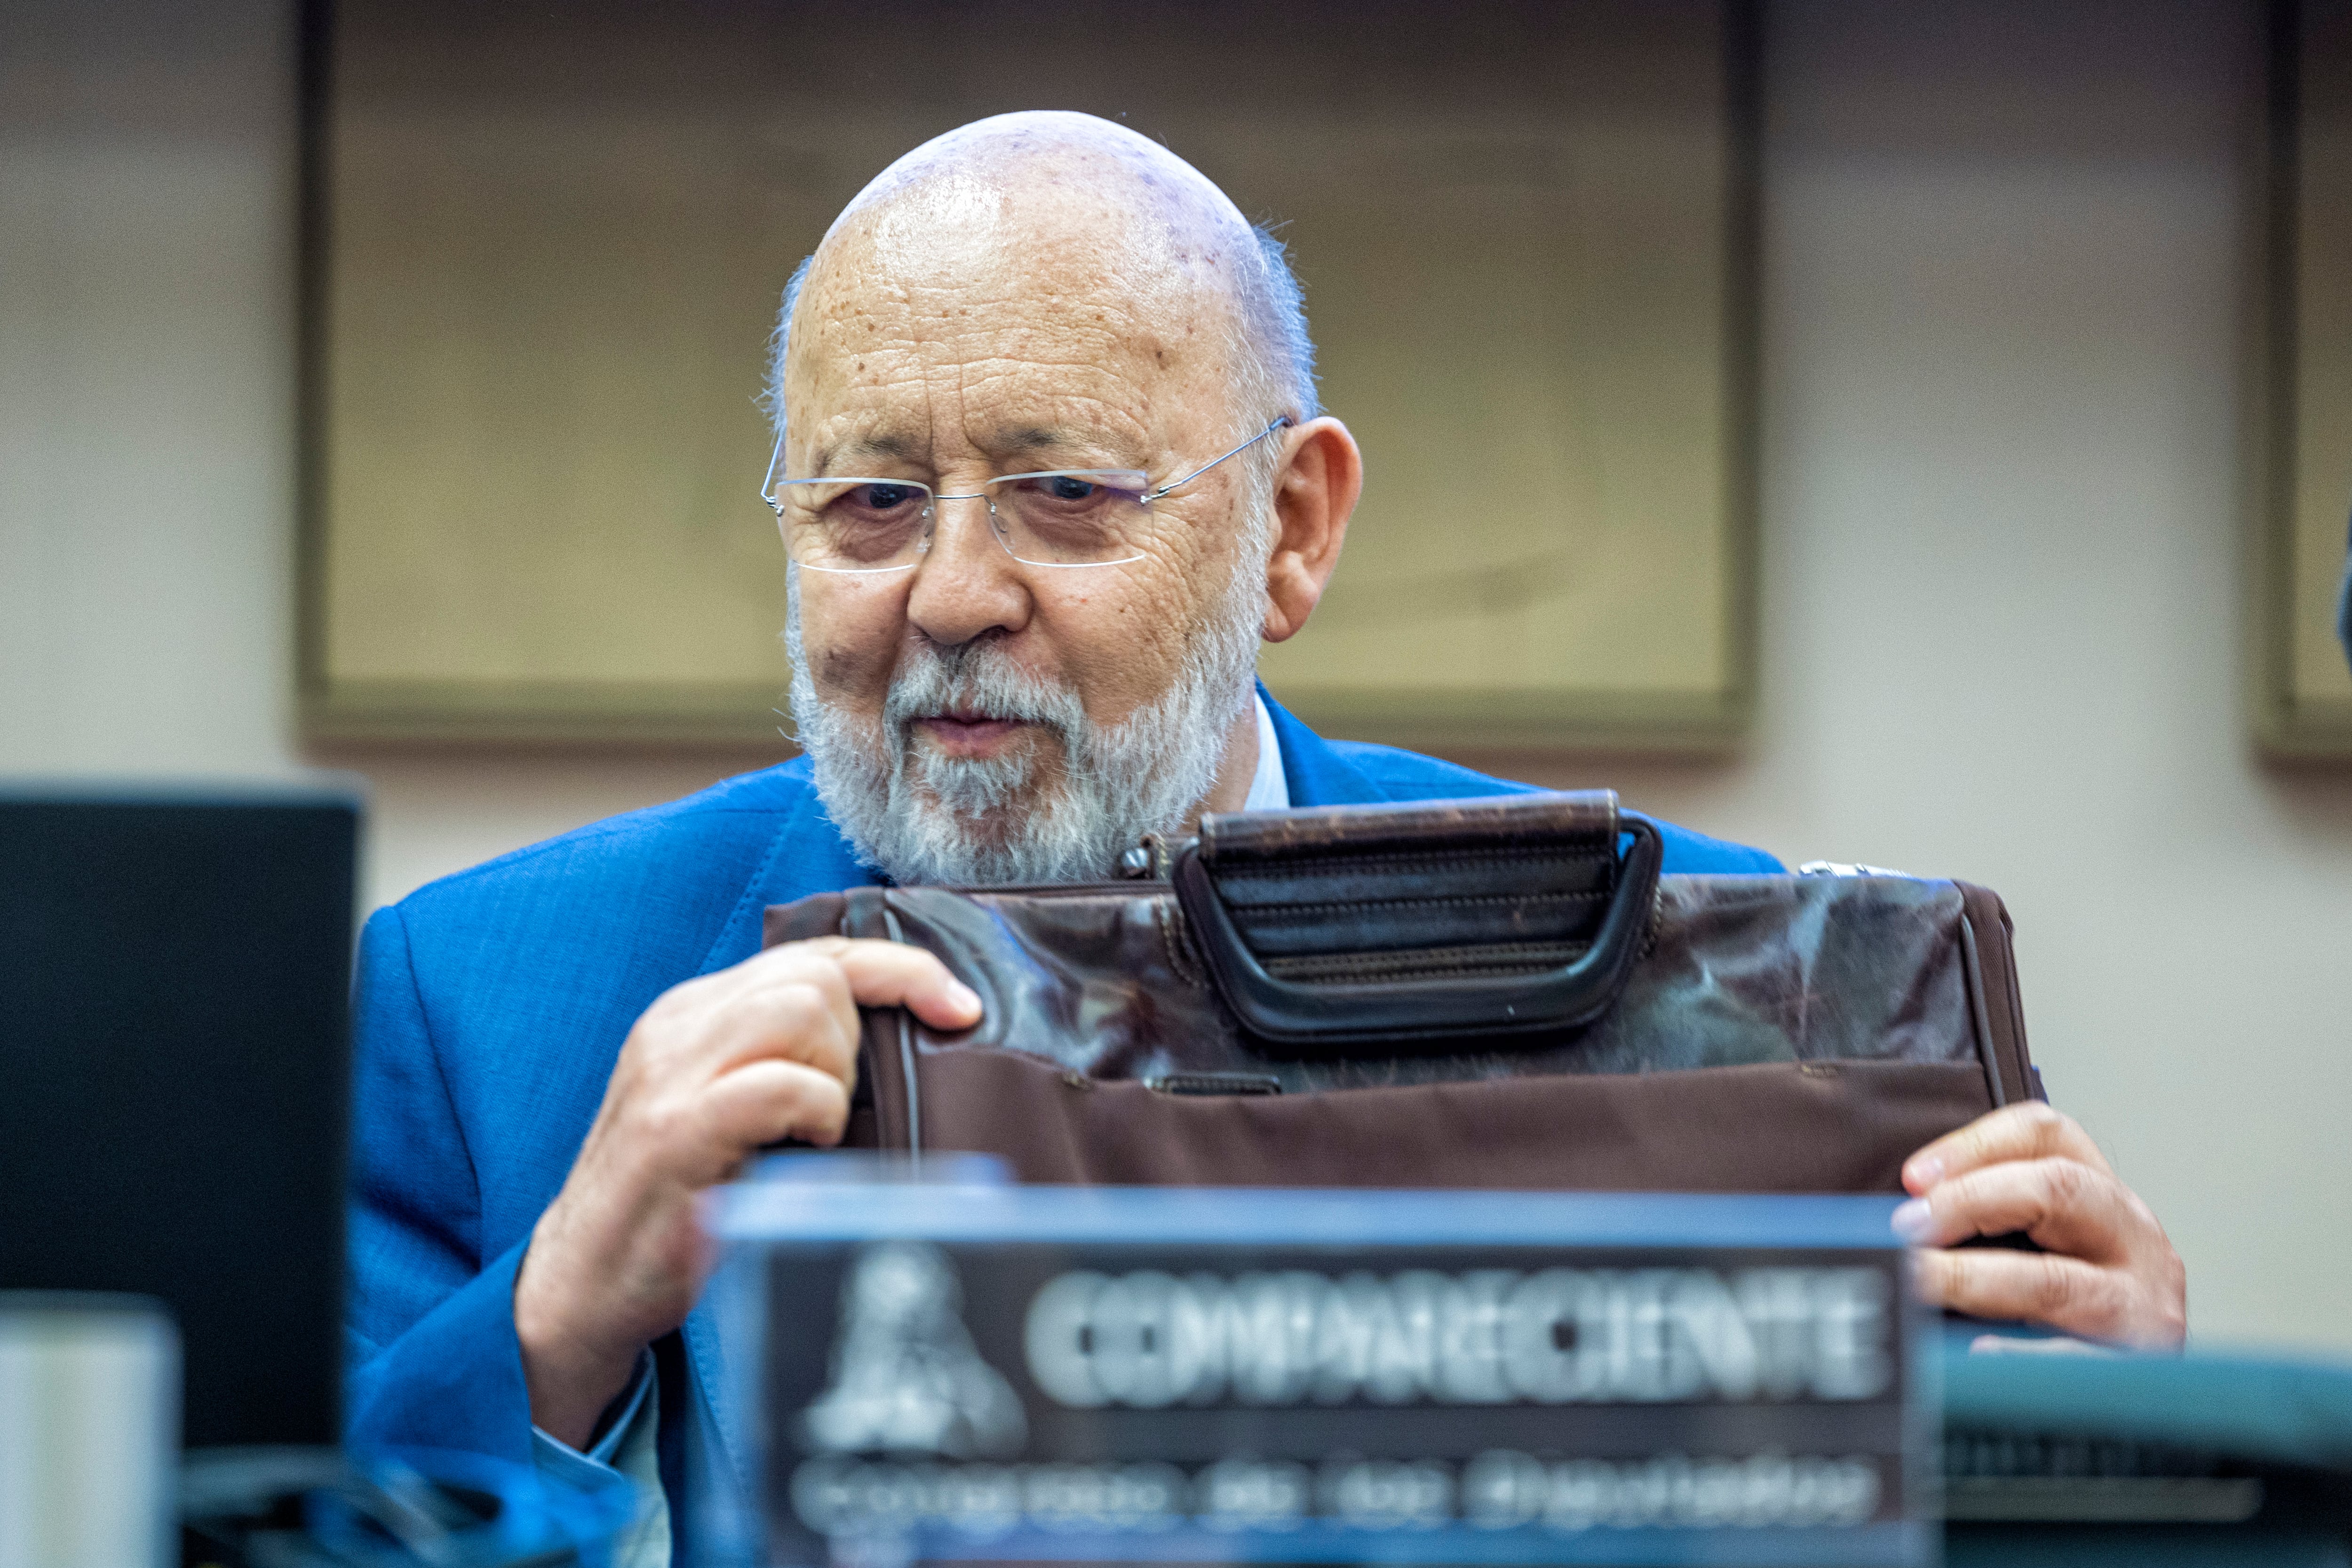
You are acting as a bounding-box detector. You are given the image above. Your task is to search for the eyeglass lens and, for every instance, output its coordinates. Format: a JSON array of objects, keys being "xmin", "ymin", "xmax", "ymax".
[{"xmin": 773, "ymin": 472, "xmax": 1153, "ymax": 572}]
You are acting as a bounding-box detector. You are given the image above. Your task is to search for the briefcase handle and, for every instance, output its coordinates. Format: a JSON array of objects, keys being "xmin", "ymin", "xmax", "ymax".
[{"xmin": 1171, "ymin": 794, "xmax": 1663, "ymax": 1051}]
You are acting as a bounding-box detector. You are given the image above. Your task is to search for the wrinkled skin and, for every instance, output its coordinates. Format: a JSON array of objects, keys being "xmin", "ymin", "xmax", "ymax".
[
  {"xmin": 782, "ymin": 138, "xmax": 1345, "ymax": 802},
  {"xmin": 513, "ymin": 111, "xmax": 2183, "ymax": 1449},
  {"xmin": 1899, "ymin": 1102, "xmax": 2186, "ymax": 1349}
]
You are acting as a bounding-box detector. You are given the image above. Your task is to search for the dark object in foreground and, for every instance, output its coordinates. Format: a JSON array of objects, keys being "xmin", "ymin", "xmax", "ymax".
[
  {"xmin": 766, "ymin": 791, "xmax": 2040, "ymax": 1193},
  {"xmin": 0, "ymin": 791, "xmax": 359, "ymax": 1449},
  {"xmin": 1942, "ymin": 1341, "xmax": 2352, "ymax": 1563},
  {"xmin": 179, "ymin": 1446, "xmax": 635, "ymax": 1567}
]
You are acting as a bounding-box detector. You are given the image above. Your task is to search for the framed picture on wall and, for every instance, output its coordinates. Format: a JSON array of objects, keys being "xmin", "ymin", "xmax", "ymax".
[
  {"xmin": 297, "ymin": 0, "xmax": 1759, "ymax": 751},
  {"xmin": 2257, "ymin": 0, "xmax": 2352, "ymax": 758}
]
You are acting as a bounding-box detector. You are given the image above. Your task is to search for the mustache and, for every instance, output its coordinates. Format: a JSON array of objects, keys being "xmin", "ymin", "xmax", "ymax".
[
  {"xmin": 877, "ymin": 639, "xmax": 1089, "ymax": 820},
  {"xmin": 880, "ymin": 641, "xmax": 1084, "ymax": 760}
]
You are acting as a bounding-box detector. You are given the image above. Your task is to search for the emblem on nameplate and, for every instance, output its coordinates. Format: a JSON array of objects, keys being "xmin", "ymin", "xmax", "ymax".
[{"xmin": 801, "ymin": 1242, "xmax": 1027, "ymax": 1460}]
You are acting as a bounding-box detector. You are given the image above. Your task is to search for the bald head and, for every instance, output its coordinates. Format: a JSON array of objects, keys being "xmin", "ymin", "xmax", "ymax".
[{"xmin": 767, "ymin": 111, "xmax": 1315, "ymax": 445}]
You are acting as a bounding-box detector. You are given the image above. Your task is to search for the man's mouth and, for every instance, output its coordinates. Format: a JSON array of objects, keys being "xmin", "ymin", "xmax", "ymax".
[{"xmin": 910, "ymin": 711, "xmax": 1030, "ymax": 759}]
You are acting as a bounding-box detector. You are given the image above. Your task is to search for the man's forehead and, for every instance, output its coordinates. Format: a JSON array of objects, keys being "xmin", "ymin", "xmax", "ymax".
[
  {"xmin": 798, "ymin": 262, "xmax": 1167, "ymax": 353},
  {"xmin": 804, "ymin": 393, "xmax": 1153, "ymax": 474},
  {"xmin": 787, "ymin": 242, "xmax": 1222, "ymax": 461},
  {"xmin": 796, "ymin": 211, "xmax": 1200, "ymax": 390},
  {"xmin": 799, "ymin": 217, "xmax": 1201, "ymax": 350}
]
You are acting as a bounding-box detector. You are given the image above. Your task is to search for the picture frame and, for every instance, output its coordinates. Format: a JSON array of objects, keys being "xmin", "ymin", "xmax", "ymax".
[
  {"xmin": 295, "ymin": 0, "xmax": 1760, "ymax": 752},
  {"xmin": 2254, "ymin": 0, "xmax": 2352, "ymax": 759}
]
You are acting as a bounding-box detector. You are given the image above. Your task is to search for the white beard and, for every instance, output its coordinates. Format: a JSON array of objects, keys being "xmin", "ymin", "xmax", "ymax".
[{"xmin": 785, "ymin": 550, "xmax": 1267, "ymax": 887}]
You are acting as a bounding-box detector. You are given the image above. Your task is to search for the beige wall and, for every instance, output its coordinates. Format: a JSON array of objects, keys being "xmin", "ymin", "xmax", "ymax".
[{"xmin": 6, "ymin": 0, "xmax": 2349, "ymax": 1352}]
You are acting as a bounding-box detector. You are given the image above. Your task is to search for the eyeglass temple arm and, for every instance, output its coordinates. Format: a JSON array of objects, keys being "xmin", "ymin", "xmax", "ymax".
[
  {"xmin": 759, "ymin": 432, "xmax": 786, "ymax": 514},
  {"xmin": 1142, "ymin": 416, "xmax": 1295, "ymax": 504}
]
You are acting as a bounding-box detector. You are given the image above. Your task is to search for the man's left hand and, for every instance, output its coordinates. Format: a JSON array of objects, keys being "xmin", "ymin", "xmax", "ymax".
[{"xmin": 1896, "ymin": 1102, "xmax": 2186, "ymax": 1349}]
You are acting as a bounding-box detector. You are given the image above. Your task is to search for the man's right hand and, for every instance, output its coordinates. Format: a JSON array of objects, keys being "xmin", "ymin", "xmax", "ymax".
[{"xmin": 512, "ymin": 936, "xmax": 982, "ymax": 1448}]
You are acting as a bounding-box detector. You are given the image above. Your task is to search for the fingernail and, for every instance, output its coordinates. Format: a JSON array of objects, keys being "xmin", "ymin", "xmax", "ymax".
[
  {"xmin": 950, "ymin": 981, "xmax": 982, "ymax": 1015},
  {"xmin": 1906, "ymin": 1155, "xmax": 1944, "ymax": 1190},
  {"xmin": 1890, "ymin": 1198, "xmax": 1935, "ymax": 1243}
]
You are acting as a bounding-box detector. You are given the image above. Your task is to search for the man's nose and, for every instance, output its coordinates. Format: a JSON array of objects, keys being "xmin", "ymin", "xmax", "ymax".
[{"xmin": 904, "ymin": 495, "xmax": 1033, "ymax": 647}]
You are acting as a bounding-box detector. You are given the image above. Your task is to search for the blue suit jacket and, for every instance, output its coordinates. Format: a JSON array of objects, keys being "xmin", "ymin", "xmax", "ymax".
[
  {"xmin": 2337, "ymin": 504, "xmax": 2351, "ymax": 673},
  {"xmin": 343, "ymin": 692, "xmax": 1781, "ymax": 1536}
]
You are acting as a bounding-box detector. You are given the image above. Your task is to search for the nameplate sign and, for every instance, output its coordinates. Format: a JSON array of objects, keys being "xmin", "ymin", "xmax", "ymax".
[{"xmin": 714, "ymin": 1180, "xmax": 1932, "ymax": 1567}]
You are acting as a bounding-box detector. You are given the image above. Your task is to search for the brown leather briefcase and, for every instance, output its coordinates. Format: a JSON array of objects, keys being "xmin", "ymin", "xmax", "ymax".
[{"xmin": 763, "ymin": 791, "xmax": 2039, "ymax": 1194}]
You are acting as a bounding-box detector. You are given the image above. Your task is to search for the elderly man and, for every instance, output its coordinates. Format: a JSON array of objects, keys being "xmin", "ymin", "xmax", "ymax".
[{"xmin": 344, "ymin": 112, "xmax": 2185, "ymax": 1552}]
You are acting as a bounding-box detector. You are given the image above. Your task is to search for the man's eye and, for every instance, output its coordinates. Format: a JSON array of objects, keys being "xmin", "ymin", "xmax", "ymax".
[
  {"xmin": 852, "ymin": 484, "xmax": 924, "ymax": 511},
  {"xmin": 1044, "ymin": 476, "xmax": 1097, "ymax": 502}
]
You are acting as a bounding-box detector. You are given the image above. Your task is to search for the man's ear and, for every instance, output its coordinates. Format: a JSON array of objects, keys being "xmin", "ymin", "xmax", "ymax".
[{"xmin": 1261, "ymin": 417, "xmax": 1362, "ymax": 644}]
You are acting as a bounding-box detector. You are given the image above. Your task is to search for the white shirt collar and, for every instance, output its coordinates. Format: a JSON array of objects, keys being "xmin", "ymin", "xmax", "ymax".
[{"xmin": 1242, "ymin": 691, "xmax": 1289, "ymax": 812}]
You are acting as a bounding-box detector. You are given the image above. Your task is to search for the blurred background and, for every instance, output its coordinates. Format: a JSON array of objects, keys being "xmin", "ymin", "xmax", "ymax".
[{"xmin": 5, "ymin": 0, "xmax": 2350, "ymax": 1366}]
